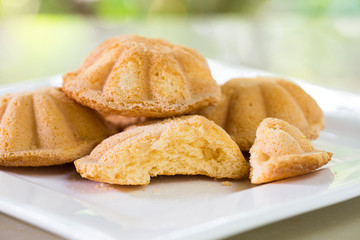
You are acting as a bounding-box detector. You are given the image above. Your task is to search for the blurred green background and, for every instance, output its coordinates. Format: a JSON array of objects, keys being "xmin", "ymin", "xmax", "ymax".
[{"xmin": 0, "ymin": 0, "xmax": 359, "ymax": 92}]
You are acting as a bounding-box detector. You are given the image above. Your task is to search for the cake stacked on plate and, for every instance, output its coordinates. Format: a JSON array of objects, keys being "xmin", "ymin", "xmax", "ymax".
[{"xmin": 0, "ymin": 34, "xmax": 332, "ymax": 185}]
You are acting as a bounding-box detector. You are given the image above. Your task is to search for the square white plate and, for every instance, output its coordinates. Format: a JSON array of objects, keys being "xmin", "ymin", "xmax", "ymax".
[{"xmin": 0, "ymin": 60, "xmax": 360, "ymax": 240}]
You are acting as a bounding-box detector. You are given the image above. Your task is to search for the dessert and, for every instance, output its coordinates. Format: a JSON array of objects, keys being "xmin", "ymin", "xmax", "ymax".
[
  {"xmin": 63, "ymin": 35, "xmax": 221, "ymax": 118},
  {"xmin": 0, "ymin": 87, "xmax": 115, "ymax": 166},
  {"xmin": 249, "ymin": 118, "xmax": 332, "ymax": 184},
  {"xmin": 198, "ymin": 76, "xmax": 324, "ymax": 150},
  {"xmin": 75, "ymin": 115, "xmax": 249, "ymax": 185}
]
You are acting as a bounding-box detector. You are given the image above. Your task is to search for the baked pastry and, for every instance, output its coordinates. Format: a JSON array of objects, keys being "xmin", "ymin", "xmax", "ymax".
[
  {"xmin": 0, "ymin": 87, "xmax": 115, "ymax": 167},
  {"xmin": 198, "ymin": 77, "xmax": 324, "ymax": 150},
  {"xmin": 102, "ymin": 114, "xmax": 146, "ymax": 130},
  {"xmin": 74, "ymin": 115, "xmax": 249, "ymax": 185},
  {"xmin": 63, "ymin": 34, "xmax": 221, "ymax": 118},
  {"xmin": 249, "ymin": 118, "xmax": 332, "ymax": 184}
]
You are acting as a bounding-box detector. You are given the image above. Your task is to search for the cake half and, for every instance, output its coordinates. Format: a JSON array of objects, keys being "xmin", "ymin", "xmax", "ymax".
[{"xmin": 75, "ymin": 115, "xmax": 249, "ymax": 185}]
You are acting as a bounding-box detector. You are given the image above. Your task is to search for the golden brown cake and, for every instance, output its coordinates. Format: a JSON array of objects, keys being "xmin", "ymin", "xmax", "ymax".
[
  {"xmin": 0, "ymin": 87, "xmax": 116, "ymax": 167},
  {"xmin": 198, "ymin": 77, "xmax": 324, "ymax": 151},
  {"xmin": 63, "ymin": 34, "xmax": 221, "ymax": 118},
  {"xmin": 249, "ymin": 118, "xmax": 332, "ymax": 184},
  {"xmin": 74, "ymin": 115, "xmax": 249, "ymax": 185}
]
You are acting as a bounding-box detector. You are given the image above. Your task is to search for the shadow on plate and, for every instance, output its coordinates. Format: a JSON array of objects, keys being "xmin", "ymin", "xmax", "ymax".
[
  {"xmin": 65, "ymin": 171, "xmax": 254, "ymax": 194},
  {"xmin": 0, "ymin": 163, "xmax": 76, "ymax": 177},
  {"xmin": 268, "ymin": 168, "xmax": 334, "ymax": 186}
]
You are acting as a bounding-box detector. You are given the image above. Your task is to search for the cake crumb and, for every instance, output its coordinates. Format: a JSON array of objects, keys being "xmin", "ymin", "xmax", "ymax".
[
  {"xmin": 95, "ymin": 183, "xmax": 111, "ymax": 191},
  {"xmin": 153, "ymin": 188, "xmax": 161, "ymax": 194},
  {"xmin": 221, "ymin": 181, "xmax": 232, "ymax": 186}
]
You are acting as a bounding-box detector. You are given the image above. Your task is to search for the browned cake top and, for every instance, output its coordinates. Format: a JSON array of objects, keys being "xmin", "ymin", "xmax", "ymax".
[
  {"xmin": 63, "ymin": 35, "xmax": 221, "ymax": 117},
  {"xmin": 249, "ymin": 118, "xmax": 332, "ymax": 184},
  {"xmin": 0, "ymin": 87, "xmax": 115, "ymax": 166},
  {"xmin": 199, "ymin": 76, "xmax": 324, "ymax": 150}
]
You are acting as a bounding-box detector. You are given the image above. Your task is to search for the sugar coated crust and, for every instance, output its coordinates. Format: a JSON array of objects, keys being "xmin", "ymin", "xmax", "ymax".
[
  {"xmin": 198, "ymin": 77, "xmax": 324, "ymax": 151},
  {"xmin": 249, "ymin": 118, "xmax": 332, "ymax": 184},
  {"xmin": 0, "ymin": 87, "xmax": 116, "ymax": 166},
  {"xmin": 75, "ymin": 115, "xmax": 249, "ymax": 185},
  {"xmin": 63, "ymin": 35, "xmax": 221, "ymax": 117}
]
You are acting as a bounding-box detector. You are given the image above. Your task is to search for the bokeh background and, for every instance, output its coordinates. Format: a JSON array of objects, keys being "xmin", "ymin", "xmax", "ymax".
[{"xmin": 0, "ymin": 0, "xmax": 359, "ymax": 92}]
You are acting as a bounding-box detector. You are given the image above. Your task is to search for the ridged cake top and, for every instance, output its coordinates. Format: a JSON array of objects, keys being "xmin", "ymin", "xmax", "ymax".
[
  {"xmin": 249, "ymin": 118, "xmax": 332, "ymax": 184},
  {"xmin": 250, "ymin": 117, "xmax": 314, "ymax": 158},
  {"xmin": 63, "ymin": 35, "xmax": 221, "ymax": 117},
  {"xmin": 0, "ymin": 87, "xmax": 115, "ymax": 166},
  {"xmin": 198, "ymin": 76, "xmax": 324, "ymax": 150}
]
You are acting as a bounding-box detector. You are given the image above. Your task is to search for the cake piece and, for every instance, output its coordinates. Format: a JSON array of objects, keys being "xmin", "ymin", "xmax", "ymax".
[
  {"xmin": 74, "ymin": 115, "xmax": 249, "ymax": 185},
  {"xmin": 0, "ymin": 87, "xmax": 116, "ymax": 167},
  {"xmin": 249, "ymin": 118, "xmax": 332, "ymax": 184},
  {"xmin": 63, "ymin": 34, "xmax": 221, "ymax": 118},
  {"xmin": 198, "ymin": 77, "xmax": 324, "ymax": 151}
]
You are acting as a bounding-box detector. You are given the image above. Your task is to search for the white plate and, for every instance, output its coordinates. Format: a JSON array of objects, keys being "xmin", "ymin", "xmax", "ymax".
[{"xmin": 0, "ymin": 60, "xmax": 360, "ymax": 240}]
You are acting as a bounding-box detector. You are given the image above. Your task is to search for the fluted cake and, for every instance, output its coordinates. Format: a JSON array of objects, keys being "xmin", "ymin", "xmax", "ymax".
[
  {"xmin": 0, "ymin": 87, "xmax": 115, "ymax": 166},
  {"xmin": 63, "ymin": 35, "xmax": 221, "ymax": 118},
  {"xmin": 198, "ymin": 77, "xmax": 324, "ymax": 151}
]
